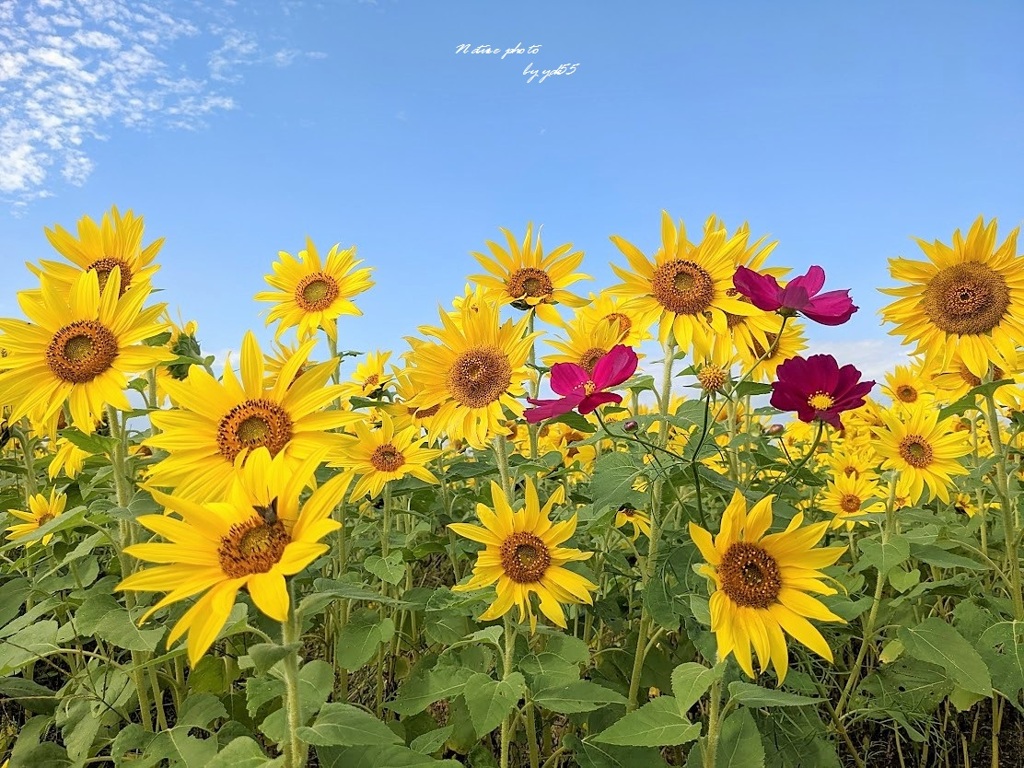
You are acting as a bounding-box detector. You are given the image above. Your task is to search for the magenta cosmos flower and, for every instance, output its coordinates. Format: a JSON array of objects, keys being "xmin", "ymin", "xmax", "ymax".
[
  {"xmin": 525, "ymin": 344, "xmax": 638, "ymax": 423},
  {"xmin": 770, "ymin": 354, "xmax": 874, "ymax": 429},
  {"xmin": 733, "ymin": 265, "xmax": 857, "ymax": 326}
]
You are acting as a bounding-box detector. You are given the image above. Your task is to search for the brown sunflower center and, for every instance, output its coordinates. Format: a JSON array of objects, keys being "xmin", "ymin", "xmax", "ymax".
[
  {"xmin": 808, "ymin": 392, "xmax": 835, "ymax": 410},
  {"xmin": 840, "ymin": 494, "xmax": 862, "ymax": 514},
  {"xmin": 749, "ymin": 333, "xmax": 779, "ymax": 361},
  {"xmin": 370, "ymin": 443, "xmax": 405, "ymax": 472},
  {"xmin": 446, "ymin": 346, "xmax": 512, "ymax": 408},
  {"xmin": 720, "ymin": 541, "xmax": 782, "ymax": 609},
  {"xmin": 88, "ymin": 257, "xmax": 132, "ymax": 295},
  {"xmin": 698, "ymin": 365, "xmax": 727, "ymax": 392},
  {"xmin": 604, "ymin": 312, "xmax": 632, "ymax": 338},
  {"xmin": 46, "ymin": 320, "xmax": 119, "ymax": 384},
  {"xmin": 409, "ymin": 402, "xmax": 441, "ymax": 419},
  {"xmin": 507, "ymin": 267, "xmax": 553, "ymax": 300},
  {"xmin": 922, "ymin": 263, "xmax": 1010, "ymax": 336},
  {"xmin": 36, "ymin": 512, "xmax": 55, "ymax": 526},
  {"xmin": 579, "ymin": 347, "xmax": 606, "ymax": 375},
  {"xmin": 365, "ymin": 373, "xmax": 380, "ymax": 388},
  {"xmin": 899, "ymin": 435, "xmax": 933, "ymax": 468},
  {"xmin": 499, "ymin": 531, "xmax": 551, "ymax": 584},
  {"xmin": 651, "ymin": 260, "xmax": 715, "ymax": 315},
  {"xmin": 895, "ymin": 384, "xmax": 918, "ymax": 403},
  {"xmin": 217, "ymin": 399, "xmax": 294, "ymax": 461},
  {"xmin": 218, "ymin": 516, "xmax": 290, "ymax": 578},
  {"xmin": 295, "ymin": 272, "xmax": 340, "ymax": 312}
]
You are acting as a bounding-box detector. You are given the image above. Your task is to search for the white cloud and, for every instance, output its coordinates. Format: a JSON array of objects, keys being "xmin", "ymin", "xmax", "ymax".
[
  {"xmin": 812, "ymin": 337, "xmax": 912, "ymax": 383},
  {"xmin": 0, "ymin": 0, "xmax": 326, "ymax": 207}
]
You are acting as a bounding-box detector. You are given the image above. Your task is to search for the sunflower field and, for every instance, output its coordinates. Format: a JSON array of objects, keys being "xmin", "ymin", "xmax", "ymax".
[{"xmin": 2, "ymin": 208, "xmax": 1023, "ymax": 768}]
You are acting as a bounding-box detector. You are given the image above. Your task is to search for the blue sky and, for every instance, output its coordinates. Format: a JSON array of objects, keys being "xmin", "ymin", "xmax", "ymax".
[{"xmin": 1, "ymin": 0, "xmax": 1021, "ymax": 382}]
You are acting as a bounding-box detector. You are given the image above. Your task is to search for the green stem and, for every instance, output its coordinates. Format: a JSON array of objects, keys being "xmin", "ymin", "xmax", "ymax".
[
  {"xmin": 281, "ymin": 598, "xmax": 307, "ymax": 768},
  {"xmin": 493, "ymin": 435, "xmax": 514, "ymax": 498},
  {"xmin": 703, "ymin": 676, "xmax": 723, "ymax": 768},
  {"xmin": 763, "ymin": 421, "xmax": 825, "ymax": 497},
  {"xmin": 524, "ymin": 701, "xmax": 540, "ymax": 768},
  {"xmin": 983, "ymin": 392, "xmax": 1024, "ymax": 619},
  {"xmin": 500, "ymin": 614, "xmax": 517, "ymax": 768},
  {"xmin": 626, "ymin": 339, "xmax": 675, "ymax": 711}
]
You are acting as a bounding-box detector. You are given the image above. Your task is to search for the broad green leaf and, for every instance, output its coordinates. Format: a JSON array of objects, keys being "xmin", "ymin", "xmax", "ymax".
[
  {"xmin": 259, "ymin": 660, "xmax": 334, "ymax": 743},
  {"xmin": 300, "ymin": 579, "xmax": 408, "ymax": 616},
  {"xmin": 298, "ymin": 702, "xmax": 401, "ymax": 746},
  {"xmin": 59, "ymin": 697, "xmax": 102, "ymax": 764},
  {"xmin": 409, "ymin": 726, "xmax": 454, "ymax": 754},
  {"xmin": 0, "ymin": 620, "xmax": 59, "ymax": 675},
  {"xmin": 519, "ymin": 651, "xmax": 581, "ymax": 688},
  {"xmin": 365, "ymin": 553, "xmax": 406, "ymax": 585},
  {"xmin": 463, "ymin": 672, "xmax": 525, "ymax": 735},
  {"xmin": 564, "ymin": 734, "xmax": 668, "ymax": 768},
  {"xmin": 316, "ymin": 743, "xmax": 463, "ymax": 768},
  {"xmin": 855, "ymin": 537, "xmax": 910, "ymax": 577},
  {"xmin": 716, "ymin": 708, "xmax": 764, "ymax": 768},
  {"xmin": 671, "ymin": 662, "xmax": 722, "ymax": 715},
  {"xmin": 978, "ymin": 621, "xmax": 1024, "ymax": 711},
  {"xmin": 861, "ymin": 658, "xmax": 952, "ymax": 714},
  {"xmin": 593, "ymin": 696, "xmax": 700, "ymax": 746},
  {"xmin": 898, "ymin": 618, "xmax": 992, "ymax": 696},
  {"xmin": 533, "ymin": 680, "xmax": 628, "ymax": 713},
  {"xmin": 727, "ymin": 682, "xmax": 822, "ymax": 708},
  {"xmin": 208, "ymin": 737, "xmax": 279, "ymax": 768},
  {"xmin": 0, "ymin": 676, "xmax": 57, "ymax": 715},
  {"xmin": 590, "ymin": 452, "xmax": 643, "ymax": 513},
  {"xmin": 74, "ymin": 594, "xmax": 164, "ymax": 651},
  {"xmin": 645, "ymin": 578, "xmax": 679, "ymax": 630},
  {"xmin": 247, "ymin": 642, "xmax": 300, "ymax": 675},
  {"xmin": 910, "ymin": 544, "xmax": 988, "ymax": 570},
  {"xmin": 177, "ymin": 693, "xmax": 229, "ymax": 730},
  {"xmin": 888, "ymin": 568, "xmax": 920, "ymax": 593},
  {"xmin": 336, "ymin": 609, "xmax": 396, "ymax": 669},
  {"xmin": 388, "ymin": 664, "xmax": 474, "ymax": 716}
]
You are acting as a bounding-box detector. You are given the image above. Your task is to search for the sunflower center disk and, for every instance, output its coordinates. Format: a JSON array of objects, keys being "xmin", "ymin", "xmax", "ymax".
[
  {"xmin": 499, "ymin": 531, "xmax": 551, "ymax": 584},
  {"xmin": 899, "ymin": 435, "xmax": 933, "ymax": 468},
  {"xmin": 808, "ymin": 392, "xmax": 835, "ymax": 410},
  {"xmin": 295, "ymin": 273, "xmax": 340, "ymax": 312},
  {"xmin": 218, "ymin": 517, "xmax": 290, "ymax": 578},
  {"xmin": 37, "ymin": 512, "xmax": 54, "ymax": 526},
  {"xmin": 217, "ymin": 399, "xmax": 294, "ymax": 461},
  {"xmin": 651, "ymin": 259, "xmax": 715, "ymax": 315},
  {"xmin": 446, "ymin": 346, "xmax": 512, "ymax": 408},
  {"xmin": 895, "ymin": 385, "xmax": 918, "ymax": 403},
  {"xmin": 46, "ymin": 320, "xmax": 119, "ymax": 384},
  {"xmin": 840, "ymin": 494, "xmax": 862, "ymax": 514},
  {"xmin": 370, "ymin": 443, "xmax": 405, "ymax": 472},
  {"xmin": 578, "ymin": 347, "xmax": 606, "ymax": 375},
  {"xmin": 720, "ymin": 541, "xmax": 782, "ymax": 609},
  {"xmin": 750, "ymin": 332, "xmax": 779, "ymax": 360},
  {"xmin": 89, "ymin": 257, "xmax": 132, "ymax": 295},
  {"xmin": 508, "ymin": 267, "xmax": 553, "ymax": 301},
  {"xmin": 923, "ymin": 263, "xmax": 1010, "ymax": 336},
  {"xmin": 604, "ymin": 312, "xmax": 632, "ymax": 339}
]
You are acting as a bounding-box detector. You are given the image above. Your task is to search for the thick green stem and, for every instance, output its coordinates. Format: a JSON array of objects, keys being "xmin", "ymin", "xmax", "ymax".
[
  {"xmin": 983, "ymin": 393, "xmax": 1024, "ymax": 619},
  {"xmin": 500, "ymin": 614, "xmax": 516, "ymax": 768},
  {"xmin": 703, "ymin": 676, "xmax": 723, "ymax": 767},
  {"xmin": 626, "ymin": 339, "xmax": 675, "ymax": 711},
  {"xmin": 281, "ymin": 601, "xmax": 307, "ymax": 768},
  {"xmin": 493, "ymin": 435, "xmax": 514, "ymax": 498}
]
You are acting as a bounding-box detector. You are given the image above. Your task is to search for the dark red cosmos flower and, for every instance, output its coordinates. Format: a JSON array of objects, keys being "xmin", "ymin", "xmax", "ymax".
[
  {"xmin": 525, "ymin": 344, "xmax": 638, "ymax": 423},
  {"xmin": 733, "ymin": 265, "xmax": 858, "ymax": 326},
  {"xmin": 770, "ymin": 354, "xmax": 874, "ymax": 429}
]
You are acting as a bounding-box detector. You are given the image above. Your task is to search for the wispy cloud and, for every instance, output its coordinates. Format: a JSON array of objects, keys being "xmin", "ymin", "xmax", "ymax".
[{"xmin": 0, "ymin": 0, "xmax": 326, "ymax": 208}]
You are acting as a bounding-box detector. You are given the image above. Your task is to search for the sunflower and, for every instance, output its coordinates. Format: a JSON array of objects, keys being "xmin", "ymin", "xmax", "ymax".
[
  {"xmin": 880, "ymin": 217, "xmax": 1024, "ymax": 379},
  {"xmin": 469, "ymin": 224, "xmax": 590, "ymax": 324},
  {"xmin": 6, "ymin": 488, "xmax": 68, "ymax": 546},
  {"xmin": 881, "ymin": 361, "xmax": 934, "ymax": 409},
  {"xmin": 609, "ymin": 212, "xmax": 760, "ymax": 357},
  {"xmin": 819, "ymin": 472, "xmax": 885, "ymax": 530},
  {"xmin": 873, "ymin": 401, "xmax": 972, "ymax": 504},
  {"xmin": 381, "ymin": 370, "xmax": 444, "ymax": 435},
  {"xmin": 48, "ymin": 437, "xmax": 90, "ymax": 479},
  {"xmin": 450, "ymin": 479, "xmax": 596, "ymax": 632},
  {"xmin": 405, "ymin": 288, "xmax": 537, "ymax": 449},
  {"xmin": 736, "ymin": 320, "xmax": 808, "ymax": 383},
  {"xmin": 689, "ymin": 490, "xmax": 846, "ymax": 683},
  {"xmin": 337, "ymin": 350, "xmax": 393, "ymax": 400},
  {"xmin": 154, "ymin": 316, "xmax": 203, "ymax": 406},
  {"xmin": 333, "ymin": 412, "xmax": 440, "ymax": 499},
  {"xmin": 255, "ymin": 237, "xmax": 374, "ymax": 342},
  {"xmin": 571, "ymin": 292, "xmax": 659, "ymax": 347},
  {"xmin": 119, "ymin": 448, "xmax": 349, "ymax": 665},
  {"xmin": 31, "ymin": 206, "xmax": 163, "ymax": 297},
  {"xmin": 0, "ymin": 270, "xmax": 170, "ymax": 434},
  {"xmin": 145, "ymin": 332, "xmax": 359, "ymax": 501},
  {"xmin": 614, "ymin": 504, "xmax": 652, "ymax": 540},
  {"xmin": 542, "ymin": 315, "xmax": 627, "ymax": 375},
  {"xmin": 824, "ymin": 441, "xmax": 877, "ymax": 481},
  {"xmin": 930, "ymin": 350, "xmax": 1024, "ymax": 409}
]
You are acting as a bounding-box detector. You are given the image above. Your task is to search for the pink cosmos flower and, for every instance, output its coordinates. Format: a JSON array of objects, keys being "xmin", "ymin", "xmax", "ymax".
[
  {"xmin": 770, "ymin": 354, "xmax": 874, "ymax": 429},
  {"xmin": 733, "ymin": 265, "xmax": 857, "ymax": 326},
  {"xmin": 525, "ymin": 344, "xmax": 638, "ymax": 423}
]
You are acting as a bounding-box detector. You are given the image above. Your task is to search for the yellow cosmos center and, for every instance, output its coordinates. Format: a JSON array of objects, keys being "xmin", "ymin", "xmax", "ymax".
[
  {"xmin": 499, "ymin": 531, "xmax": 551, "ymax": 584},
  {"xmin": 923, "ymin": 263, "xmax": 1010, "ymax": 336},
  {"xmin": 840, "ymin": 494, "xmax": 862, "ymax": 514},
  {"xmin": 218, "ymin": 516, "xmax": 289, "ymax": 578},
  {"xmin": 370, "ymin": 443, "xmax": 405, "ymax": 472},
  {"xmin": 295, "ymin": 272, "xmax": 340, "ymax": 312},
  {"xmin": 808, "ymin": 392, "xmax": 835, "ymax": 410},
  {"xmin": 698, "ymin": 365, "xmax": 727, "ymax": 392},
  {"xmin": 651, "ymin": 259, "xmax": 715, "ymax": 315},
  {"xmin": 446, "ymin": 346, "xmax": 512, "ymax": 408},
  {"xmin": 507, "ymin": 267, "xmax": 554, "ymax": 301},
  {"xmin": 89, "ymin": 257, "xmax": 132, "ymax": 295},
  {"xmin": 604, "ymin": 312, "xmax": 632, "ymax": 339},
  {"xmin": 899, "ymin": 435, "xmax": 933, "ymax": 468},
  {"xmin": 46, "ymin": 320, "xmax": 119, "ymax": 384},
  {"xmin": 720, "ymin": 541, "xmax": 782, "ymax": 609},
  {"xmin": 217, "ymin": 399, "xmax": 294, "ymax": 462},
  {"xmin": 895, "ymin": 384, "xmax": 918, "ymax": 403},
  {"xmin": 578, "ymin": 347, "xmax": 606, "ymax": 375}
]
